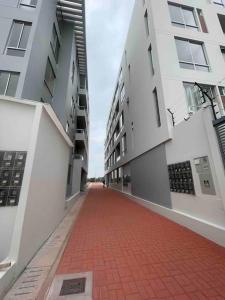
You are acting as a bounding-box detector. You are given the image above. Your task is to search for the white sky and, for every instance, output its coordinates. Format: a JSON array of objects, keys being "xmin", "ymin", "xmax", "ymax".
[{"xmin": 86, "ymin": 0, "xmax": 135, "ymax": 178}]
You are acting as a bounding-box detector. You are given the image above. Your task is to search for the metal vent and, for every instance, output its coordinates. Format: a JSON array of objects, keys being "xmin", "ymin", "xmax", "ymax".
[
  {"xmin": 60, "ymin": 278, "xmax": 86, "ymax": 296},
  {"xmin": 213, "ymin": 117, "xmax": 225, "ymax": 169}
]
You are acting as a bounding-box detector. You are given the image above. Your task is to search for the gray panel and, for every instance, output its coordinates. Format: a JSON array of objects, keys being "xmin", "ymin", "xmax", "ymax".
[{"xmin": 130, "ymin": 144, "xmax": 172, "ymax": 208}]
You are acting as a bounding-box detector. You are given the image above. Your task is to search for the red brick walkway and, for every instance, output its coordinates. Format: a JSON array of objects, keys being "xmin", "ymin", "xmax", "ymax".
[{"xmin": 57, "ymin": 183, "xmax": 225, "ymax": 299}]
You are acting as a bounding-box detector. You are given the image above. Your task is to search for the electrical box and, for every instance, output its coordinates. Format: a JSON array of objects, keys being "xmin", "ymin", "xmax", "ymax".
[
  {"xmin": 194, "ymin": 156, "xmax": 216, "ymax": 195},
  {"xmin": 168, "ymin": 161, "xmax": 195, "ymax": 195},
  {"xmin": 0, "ymin": 151, "xmax": 27, "ymax": 207}
]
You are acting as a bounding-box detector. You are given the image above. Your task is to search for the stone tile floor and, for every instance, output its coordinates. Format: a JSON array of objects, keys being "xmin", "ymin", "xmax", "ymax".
[{"xmin": 57, "ymin": 184, "xmax": 225, "ymax": 299}]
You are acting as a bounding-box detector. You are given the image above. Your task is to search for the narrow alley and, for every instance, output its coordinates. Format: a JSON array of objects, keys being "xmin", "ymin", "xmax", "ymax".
[{"xmin": 57, "ymin": 184, "xmax": 225, "ymax": 299}]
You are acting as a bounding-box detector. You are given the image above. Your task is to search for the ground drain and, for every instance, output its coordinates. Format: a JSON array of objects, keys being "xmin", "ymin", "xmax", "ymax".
[
  {"xmin": 47, "ymin": 272, "xmax": 92, "ymax": 299},
  {"xmin": 60, "ymin": 278, "xmax": 86, "ymax": 295}
]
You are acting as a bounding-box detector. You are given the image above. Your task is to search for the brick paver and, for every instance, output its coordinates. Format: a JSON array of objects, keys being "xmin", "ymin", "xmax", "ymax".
[{"xmin": 57, "ymin": 183, "xmax": 225, "ymax": 299}]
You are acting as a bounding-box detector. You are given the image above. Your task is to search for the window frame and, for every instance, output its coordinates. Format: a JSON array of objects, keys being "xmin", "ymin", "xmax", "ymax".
[
  {"xmin": 44, "ymin": 58, "xmax": 56, "ymax": 97},
  {"xmin": 6, "ymin": 20, "xmax": 32, "ymax": 57},
  {"xmin": 50, "ymin": 24, "xmax": 60, "ymax": 63},
  {"xmin": 19, "ymin": 0, "xmax": 37, "ymax": 8},
  {"xmin": 168, "ymin": 2, "xmax": 200, "ymax": 31},
  {"xmin": 0, "ymin": 71, "xmax": 20, "ymax": 97},
  {"xmin": 175, "ymin": 37, "xmax": 210, "ymax": 71}
]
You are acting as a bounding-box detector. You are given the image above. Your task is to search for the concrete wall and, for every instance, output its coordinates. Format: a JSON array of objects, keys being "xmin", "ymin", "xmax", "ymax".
[
  {"xmin": 130, "ymin": 144, "xmax": 172, "ymax": 208},
  {"xmin": 0, "ymin": 98, "xmax": 73, "ymax": 297},
  {"xmin": 0, "ymin": 99, "xmax": 35, "ymax": 261},
  {"xmin": 166, "ymin": 108, "xmax": 225, "ymax": 228}
]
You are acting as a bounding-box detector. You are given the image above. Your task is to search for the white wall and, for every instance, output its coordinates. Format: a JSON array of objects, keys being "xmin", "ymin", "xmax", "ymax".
[
  {"xmin": 166, "ymin": 108, "xmax": 225, "ymax": 228},
  {"xmin": 0, "ymin": 98, "xmax": 73, "ymax": 298},
  {"xmin": 0, "ymin": 99, "xmax": 35, "ymax": 261}
]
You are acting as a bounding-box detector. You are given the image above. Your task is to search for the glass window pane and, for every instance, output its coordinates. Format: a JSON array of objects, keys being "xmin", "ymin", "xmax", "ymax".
[
  {"xmin": 175, "ymin": 39, "xmax": 192, "ymax": 62},
  {"xmin": 20, "ymin": 0, "xmax": 37, "ymax": 6},
  {"xmin": 8, "ymin": 22, "xmax": 23, "ymax": 48},
  {"xmin": 19, "ymin": 23, "xmax": 31, "ymax": 49},
  {"xmin": 6, "ymin": 73, "xmax": 19, "ymax": 97},
  {"xmin": 0, "ymin": 72, "xmax": 9, "ymax": 95},
  {"xmin": 169, "ymin": 4, "xmax": 183, "ymax": 24},
  {"xmin": 44, "ymin": 59, "xmax": 55, "ymax": 94},
  {"xmin": 190, "ymin": 43, "xmax": 207, "ymax": 65},
  {"xmin": 180, "ymin": 62, "xmax": 195, "ymax": 69},
  {"xmin": 183, "ymin": 8, "xmax": 197, "ymax": 27},
  {"xmin": 7, "ymin": 48, "xmax": 25, "ymax": 57}
]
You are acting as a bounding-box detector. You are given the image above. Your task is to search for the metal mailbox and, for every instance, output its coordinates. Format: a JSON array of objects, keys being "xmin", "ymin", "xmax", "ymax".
[
  {"xmin": 168, "ymin": 161, "xmax": 195, "ymax": 195},
  {"xmin": 0, "ymin": 151, "xmax": 27, "ymax": 207}
]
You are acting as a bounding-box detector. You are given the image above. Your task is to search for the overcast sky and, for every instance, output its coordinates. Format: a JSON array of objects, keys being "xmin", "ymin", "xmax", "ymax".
[{"xmin": 86, "ymin": 0, "xmax": 135, "ymax": 178}]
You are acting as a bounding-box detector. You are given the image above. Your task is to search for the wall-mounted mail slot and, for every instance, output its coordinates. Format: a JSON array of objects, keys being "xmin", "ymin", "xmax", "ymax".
[
  {"xmin": 0, "ymin": 151, "xmax": 27, "ymax": 207},
  {"xmin": 168, "ymin": 161, "xmax": 195, "ymax": 195}
]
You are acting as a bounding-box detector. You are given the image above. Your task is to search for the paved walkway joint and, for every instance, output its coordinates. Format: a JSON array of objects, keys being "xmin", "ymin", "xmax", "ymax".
[{"xmin": 57, "ymin": 184, "xmax": 225, "ymax": 300}]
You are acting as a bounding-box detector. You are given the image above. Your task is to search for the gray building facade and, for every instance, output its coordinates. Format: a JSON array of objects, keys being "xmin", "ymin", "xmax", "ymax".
[{"xmin": 0, "ymin": 0, "xmax": 89, "ymax": 196}]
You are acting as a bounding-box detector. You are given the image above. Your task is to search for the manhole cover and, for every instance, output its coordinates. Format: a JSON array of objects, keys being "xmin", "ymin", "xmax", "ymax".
[{"xmin": 60, "ymin": 278, "xmax": 86, "ymax": 296}]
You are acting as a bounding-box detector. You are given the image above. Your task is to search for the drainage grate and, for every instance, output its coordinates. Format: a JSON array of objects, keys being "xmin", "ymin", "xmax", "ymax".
[{"xmin": 60, "ymin": 278, "xmax": 86, "ymax": 296}]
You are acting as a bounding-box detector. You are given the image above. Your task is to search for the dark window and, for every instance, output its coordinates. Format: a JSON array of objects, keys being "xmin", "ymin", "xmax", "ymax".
[
  {"xmin": 148, "ymin": 44, "xmax": 155, "ymax": 75},
  {"xmin": 44, "ymin": 58, "xmax": 56, "ymax": 95},
  {"xmin": 153, "ymin": 88, "xmax": 161, "ymax": 127},
  {"xmin": 72, "ymin": 62, "xmax": 75, "ymax": 82},
  {"xmin": 6, "ymin": 21, "xmax": 32, "ymax": 57},
  {"xmin": 144, "ymin": 10, "xmax": 149, "ymax": 35},
  {"xmin": 51, "ymin": 25, "xmax": 60, "ymax": 63}
]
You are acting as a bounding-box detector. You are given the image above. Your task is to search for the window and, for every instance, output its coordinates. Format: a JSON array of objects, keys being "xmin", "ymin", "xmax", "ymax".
[
  {"xmin": 44, "ymin": 58, "xmax": 56, "ymax": 95},
  {"xmin": 120, "ymin": 84, "xmax": 125, "ymax": 102},
  {"xmin": 219, "ymin": 86, "xmax": 225, "ymax": 109},
  {"xmin": 184, "ymin": 83, "xmax": 215, "ymax": 113},
  {"xmin": 51, "ymin": 25, "xmax": 60, "ymax": 63},
  {"xmin": 66, "ymin": 122, "xmax": 69, "ymax": 133},
  {"xmin": 72, "ymin": 61, "xmax": 75, "ymax": 82},
  {"xmin": 118, "ymin": 69, "xmax": 123, "ymax": 86},
  {"xmin": 119, "ymin": 111, "xmax": 124, "ymax": 129},
  {"xmin": 175, "ymin": 38, "xmax": 209, "ymax": 71},
  {"xmin": 148, "ymin": 44, "xmax": 155, "ymax": 75},
  {"xmin": 220, "ymin": 46, "xmax": 225, "ymax": 61},
  {"xmin": 0, "ymin": 71, "xmax": 19, "ymax": 97},
  {"xmin": 144, "ymin": 10, "xmax": 149, "ymax": 35},
  {"xmin": 214, "ymin": 0, "xmax": 225, "ymax": 7},
  {"xmin": 122, "ymin": 133, "xmax": 127, "ymax": 156},
  {"xmin": 197, "ymin": 10, "xmax": 208, "ymax": 33},
  {"xmin": 80, "ymin": 75, "xmax": 86, "ymax": 89},
  {"xmin": 168, "ymin": 3, "xmax": 198, "ymax": 30},
  {"xmin": 218, "ymin": 14, "xmax": 225, "ymax": 34},
  {"xmin": 19, "ymin": 0, "xmax": 37, "ymax": 9},
  {"xmin": 6, "ymin": 21, "xmax": 32, "ymax": 57},
  {"xmin": 128, "ymin": 64, "xmax": 131, "ymax": 81},
  {"xmin": 153, "ymin": 88, "xmax": 161, "ymax": 127}
]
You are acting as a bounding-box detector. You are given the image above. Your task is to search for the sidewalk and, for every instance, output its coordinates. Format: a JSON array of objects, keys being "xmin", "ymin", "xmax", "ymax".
[{"xmin": 57, "ymin": 183, "xmax": 225, "ymax": 299}]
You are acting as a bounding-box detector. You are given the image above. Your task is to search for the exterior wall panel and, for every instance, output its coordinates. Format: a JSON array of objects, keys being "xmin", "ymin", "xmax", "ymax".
[{"xmin": 130, "ymin": 144, "xmax": 172, "ymax": 208}]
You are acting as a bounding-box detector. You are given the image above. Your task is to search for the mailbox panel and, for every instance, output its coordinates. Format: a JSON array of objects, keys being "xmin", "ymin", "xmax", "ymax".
[
  {"xmin": 168, "ymin": 161, "xmax": 195, "ymax": 195},
  {"xmin": 0, "ymin": 151, "xmax": 27, "ymax": 207},
  {"xmin": 194, "ymin": 156, "xmax": 216, "ymax": 195}
]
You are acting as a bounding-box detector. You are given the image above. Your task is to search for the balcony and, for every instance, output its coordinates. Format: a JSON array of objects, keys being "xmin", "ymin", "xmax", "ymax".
[
  {"xmin": 77, "ymin": 106, "xmax": 88, "ymax": 126},
  {"xmin": 79, "ymin": 90, "xmax": 88, "ymax": 110},
  {"xmin": 75, "ymin": 129, "xmax": 88, "ymax": 151}
]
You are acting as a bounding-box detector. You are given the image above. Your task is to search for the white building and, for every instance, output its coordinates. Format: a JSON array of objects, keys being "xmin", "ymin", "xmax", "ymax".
[{"xmin": 105, "ymin": 0, "xmax": 225, "ymax": 246}]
